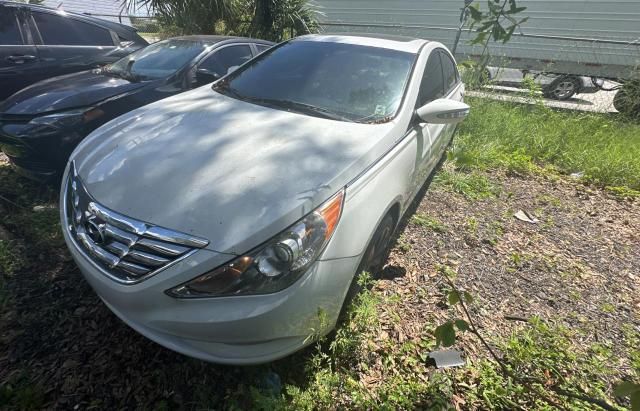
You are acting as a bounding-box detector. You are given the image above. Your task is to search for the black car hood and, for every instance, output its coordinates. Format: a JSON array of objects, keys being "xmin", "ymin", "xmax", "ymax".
[{"xmin": 0, "ymin": 70, "xmax": 150, "ymax": 115}]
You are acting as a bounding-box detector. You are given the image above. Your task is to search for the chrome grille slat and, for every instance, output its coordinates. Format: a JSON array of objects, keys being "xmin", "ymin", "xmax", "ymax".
[
  {"xmin": 104, "ymin": 241, "xmax": 129, "ymax": 258},
  {"xmin": 116, "ymin": 260, "xmax": 151, "ymax": 276},
  {"xmin": 64, "ymin": 161, "xmax": 209, "ymax": 284},
  {"xmin": 135, "ymin": 238, "xmax": 189, "ymax": 257},
  {"xmin": 77, "ymin": 232, "xmax": 120, "ymax": 267},
  {"xmin": 145, "ymin": 226, "xmax": 210, "ymax": 248},
  {"xmin": 125, "ymin": 250, "xmax": 170, "ymax": 267},
  {"xmin": 88, "ymin": 202, "xmax": 147, "ymax": 235},
  {"xmin": 104, "ymin": 225, "xmax": 138, "ymax": 247}
]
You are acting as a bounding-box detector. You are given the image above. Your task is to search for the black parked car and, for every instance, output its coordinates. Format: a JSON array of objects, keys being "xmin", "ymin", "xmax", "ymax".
[
  {"xmin": 0, "ymin": 36, "xmax": 273, "ymax": 181},
  {"xmin": 0, "ymin": 1, "xmax": 148, "ymax": 101}
]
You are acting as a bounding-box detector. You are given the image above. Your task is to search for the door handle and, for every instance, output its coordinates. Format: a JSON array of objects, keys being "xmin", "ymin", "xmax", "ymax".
[{"xmin": 6, "ymin": 55, "xmax": 36, "ymax": 64}]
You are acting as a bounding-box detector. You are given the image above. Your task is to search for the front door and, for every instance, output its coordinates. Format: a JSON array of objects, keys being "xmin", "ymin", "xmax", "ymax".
[
  {"xmin": 0, "ymin": 6, "xmax": 40, "ymax": 101},
  {"xmin": 414, "ymin": 49, "xmax": 447, "ymax": 180}
]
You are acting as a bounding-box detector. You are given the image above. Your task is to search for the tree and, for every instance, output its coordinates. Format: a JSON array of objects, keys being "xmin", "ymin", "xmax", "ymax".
[
  {"xmin": 123, "ymin": 0, "xmax": 238, "ymax": 35},
  {"xmin": 246, "ymin": 0, "xmax": 319, "ymax": 41},
  {"xmin": 122, "ymin": 0, "xmax": 320, "ymax": 40}
]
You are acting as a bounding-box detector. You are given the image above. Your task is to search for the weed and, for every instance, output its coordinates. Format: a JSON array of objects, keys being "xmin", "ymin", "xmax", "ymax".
[
  {"xmin": 0, "ymin": 240, "xmax": 24, "ymax": 277},
  {"xmin": 600, "ymin": 302, "xmax": 616, "ymax": 314},
  {"xmin": 606, "ymin": 185, "xmax": 640, "ymax": 199},
  {"xmin": 395, "ymin": 234, "xmax": 412, "ymax": 253},
  {"xmin": 410, "ymin": 213, "xmax": 447, "ymax": 233},
  {"xmin": 465, "ymin": 216, "xmax": 479, "ymax": 234},
  {"xmin": 0, "ymin": 374, "xmax": 46, "ymax": 411},
  {"xmin": 454, "ymin": 99, "xmax": 640, "ymax": 190},
  {"xmin": 537, "ymin": 194, "xmax": 562, "ymax": 207},
  {"xmin": 434, "ymin": 162, "xmax": 500, "ymax": 200}
]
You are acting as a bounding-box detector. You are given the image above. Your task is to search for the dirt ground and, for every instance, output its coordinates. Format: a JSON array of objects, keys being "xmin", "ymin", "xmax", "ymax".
[{"xmin": 0, "ymin": 152, "xmax": 638, "ymax": 409}]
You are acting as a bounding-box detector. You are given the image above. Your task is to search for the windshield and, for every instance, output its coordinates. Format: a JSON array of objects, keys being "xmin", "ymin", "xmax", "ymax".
[
  {"xmin": 215, "ymin": 40, "xmax": 416, "ymax": 123},
  {"xmin": 106, "ymin": 39, "xmax": 205, "ymax": 81}
]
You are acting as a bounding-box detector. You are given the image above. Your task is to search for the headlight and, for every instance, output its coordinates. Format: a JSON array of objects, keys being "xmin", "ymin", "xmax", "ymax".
[
  {"xmin": 167, "ymin": 189, "xmax": 345, "ymax": 298},
  {"xmin": 29, "ymin": 107, "xmax": 104, "ymax": 129}
]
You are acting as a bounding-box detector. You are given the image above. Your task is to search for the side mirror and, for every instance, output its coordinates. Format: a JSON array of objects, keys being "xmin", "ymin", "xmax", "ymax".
[
  {"xmin": 195, "ymin": 68, "xmax": 221, "ymax": 85},
  {"xmin": 227, "ymin": 65, "xmax": 240, "ymax": 75},
  {"xmin": 416, "ymin": 98, "xmax": 470, "ymax": 124}
]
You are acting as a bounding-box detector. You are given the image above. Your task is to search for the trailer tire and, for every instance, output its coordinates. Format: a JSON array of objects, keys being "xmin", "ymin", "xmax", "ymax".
[{"xmin": 543, "ymin": 76, "xmax": 580, "ymax": 100}]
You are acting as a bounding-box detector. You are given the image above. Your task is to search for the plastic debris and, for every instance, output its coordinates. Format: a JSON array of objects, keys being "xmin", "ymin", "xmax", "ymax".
[
  {"xmin": 514, "ymin": 209, "xmax": 539, "ymax": 224},
  {"xmin": 429, "ymin": 349, "xmax": 465, "ymax": 368}
]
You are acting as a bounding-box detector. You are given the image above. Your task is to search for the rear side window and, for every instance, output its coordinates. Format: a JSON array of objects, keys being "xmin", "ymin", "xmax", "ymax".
[
  {"xmin": 32, "ymin": 12, "xmax": 113, "ymax": 46},
  {"xmin": 417, "ymin": 50, "xmax": 445, "ymax": 107},
  {"xmin": 255, "ymin": 44, "xmax": 271, "ymax": 54},
  {"xmin": 199, "ymin": 45, "xmax": 253, "ymax": 77},
  {"xmin": 440, "ymin": 50, "xmax": 459, "ymax": 94},
  {"xmin": 0, "ymin": 9, "xmax": 23, "ymax": 45}
]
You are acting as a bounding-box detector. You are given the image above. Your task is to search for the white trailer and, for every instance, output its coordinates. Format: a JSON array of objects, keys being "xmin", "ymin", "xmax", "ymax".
[{"xmin": 313, "ymin": 0, "xmax": 640, "ymax": 81}]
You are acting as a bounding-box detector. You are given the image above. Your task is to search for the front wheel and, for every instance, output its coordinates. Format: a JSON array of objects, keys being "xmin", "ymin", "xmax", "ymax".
[{"xmin": 341, "ymin": 213, "xmax": 396, "ymax": 311}]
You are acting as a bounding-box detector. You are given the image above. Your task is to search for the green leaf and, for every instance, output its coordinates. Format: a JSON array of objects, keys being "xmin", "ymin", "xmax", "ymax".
[
  {"xmin": 492, "ymin": 24, "xmax": 507, "ymax": 41},
  {"xmin": 503, "ymin": 25, "xmax": 517, "ymax": 43},
  {"xmin": 448, "ymin": 291, "xmax": 461, "ymax": 305},
  {"xmin": 434, "ymin": 322, "xmax": 456, "ymax": 347},
  {"xmin": 470, "ymin": 31, "xmax": 489, "ymax": 45},
  {"xmin": 455, "ymin": 319, "xmax": 470, "ymax": 331},
  {"xmin": 463, "ymin": 291, "xmax": 474, "ymax": 303},
  {"xmin": 468, "ymin": 4, "xmax": 483, "ymax": 21},
  {"xmin": 614, "ymin": 381, "xmax": 640, "ymax": 397}
]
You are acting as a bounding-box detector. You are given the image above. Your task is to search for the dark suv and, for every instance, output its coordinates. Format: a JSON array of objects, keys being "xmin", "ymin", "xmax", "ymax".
[{"xmin": 0, "ymin": 1, "xmax": 147, "ymax": 101}]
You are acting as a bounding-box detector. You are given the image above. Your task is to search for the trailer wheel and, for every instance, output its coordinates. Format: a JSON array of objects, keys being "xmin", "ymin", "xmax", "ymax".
[
  {"xmin": 543, "ymin": 76, "xmax": 580, "ymax": 100},
  {"xmin": 613, "ymin": 82, "xmax": 640, "ymax": 118}
]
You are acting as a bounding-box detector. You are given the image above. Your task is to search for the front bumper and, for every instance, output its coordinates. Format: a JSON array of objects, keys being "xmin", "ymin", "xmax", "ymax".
[
  {"xmin": 62, "ymin": 219, "xmax": 360, "ymax": 364},
  {"xmin": 0, "ymin": 118, "xmax": 89, "ymax": 182}
]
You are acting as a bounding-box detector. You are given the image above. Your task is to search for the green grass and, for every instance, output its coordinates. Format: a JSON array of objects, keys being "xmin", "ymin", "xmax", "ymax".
[
  {"xmin": 433, "ymin": 162, "xmax": 500, "ymax": 200},
  {"xmin": 410, "ymin": 213, "xmax": 447, "ymax": 233},
  {"xmin": 454, "ymin": 99, "xmax": 640, "ymax": 190}
]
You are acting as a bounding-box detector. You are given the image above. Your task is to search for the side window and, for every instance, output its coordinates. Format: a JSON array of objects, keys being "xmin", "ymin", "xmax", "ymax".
[
  {"xmin": 417, "ymin": 51, "xmax": 445, "ymax": 107},
  {"xmin": 199, "ymin": 45, "xmax": 253, "ymax": 77},
  {"xmin": 32, "ymin": 12, "xmax": 113, "ymax": 46},
  {"xmin": 255, "ymin": 44, "xmax": 271, "ymax": 54},
  {"xmin": 0, "ymin": 9, "xmax": 23, "ymax": 45},
  {"xmin": 440, "ymin": 50, "xmax": 459, "ymax": 94}
]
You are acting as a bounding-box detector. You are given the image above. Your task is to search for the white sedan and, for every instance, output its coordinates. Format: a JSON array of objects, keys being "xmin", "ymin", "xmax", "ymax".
[{"xmin": 60, "ymin": 34, "xmax": 469, "ymax": 364}]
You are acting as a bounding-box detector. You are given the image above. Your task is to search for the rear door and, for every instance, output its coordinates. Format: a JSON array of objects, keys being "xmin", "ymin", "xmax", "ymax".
[
  {"xmin": 28, "ymin": 10, "xmax": 117, "ymax": 80},
  {"xmin": 0, "ymin": 6, "xmax": 40, "ymax": 100}
]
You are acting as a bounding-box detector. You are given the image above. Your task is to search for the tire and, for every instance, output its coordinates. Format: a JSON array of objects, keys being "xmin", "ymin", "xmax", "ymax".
[
  {"xmin": 341, "ymin": 213, "xmax": 396, "ymax": 311},
  {"xmin": 543, "ymin": 76, "xmax": 580, "ymax": 100}
]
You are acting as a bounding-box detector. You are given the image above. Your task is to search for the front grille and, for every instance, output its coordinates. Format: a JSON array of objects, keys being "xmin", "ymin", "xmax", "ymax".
[{"xmin": 63, "ymin": 161, "xmax": 209, "ymax": 284}]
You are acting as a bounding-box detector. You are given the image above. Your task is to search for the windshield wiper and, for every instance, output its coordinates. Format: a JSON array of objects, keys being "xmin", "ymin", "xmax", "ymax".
[
  {"xmin": 102, "ymin": 66, "xmax": 141, "ymax": 82},
  {"xmin": 212, "ymin": 82, "xmax": 245, "ymax": 100},
  {"xmin": 244, "ymin": 97, "xmax": 356, "ymax": 123}
]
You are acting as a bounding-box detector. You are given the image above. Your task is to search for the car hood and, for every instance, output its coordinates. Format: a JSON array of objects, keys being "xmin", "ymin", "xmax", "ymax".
[
  {"xmin": 71, "ymin": 86, "xmax": 401, "ymax": 255},
  {"xmin": 0, "ymin": 70, "xmax": 150, "ymax": 115}
]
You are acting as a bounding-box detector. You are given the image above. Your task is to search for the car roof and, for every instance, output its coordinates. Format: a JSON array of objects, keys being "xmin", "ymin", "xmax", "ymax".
[
  {"xmin": 171, "ymin": 35, "xmax": 274, "ymax": 46},
  {"xmin": 0, "ymin": 1, "xmax": 138, "ymax": 34},
  {"xmin": 294, "ymin": 34, "xmax": 429, "ymax": 53}
]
